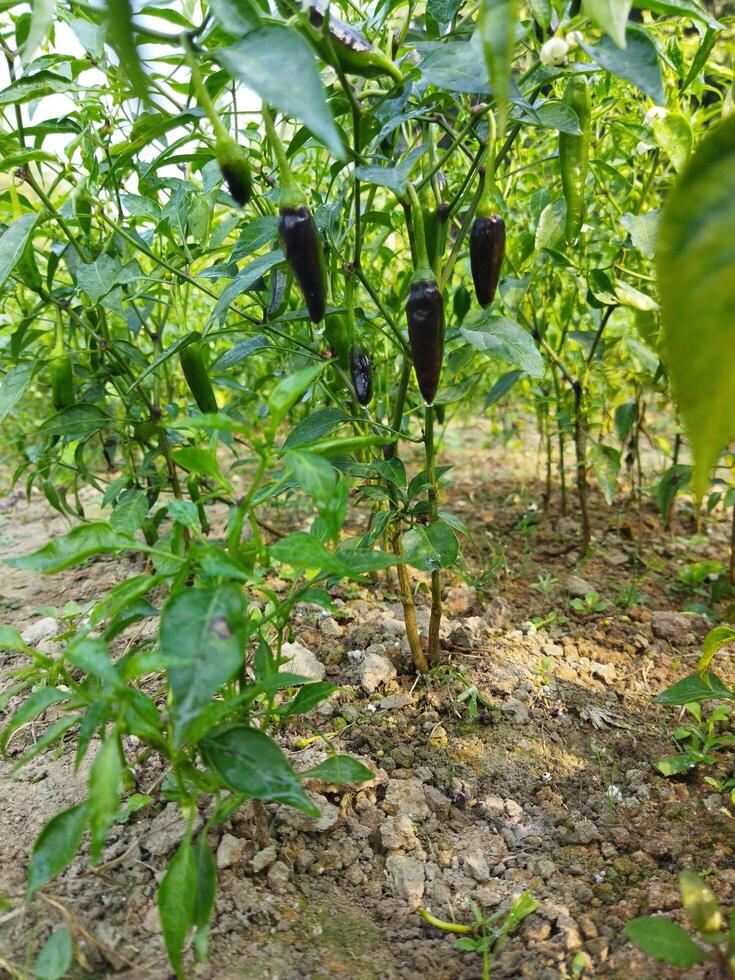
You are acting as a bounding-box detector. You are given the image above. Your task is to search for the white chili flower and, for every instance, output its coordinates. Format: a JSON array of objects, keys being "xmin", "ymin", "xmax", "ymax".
[
  {"xmin": 540, "ymin": 37, "xmax": 569, "ymax": 67},
  {"xmin": 566, "ymin": 31, "xmax": 583, "ymax": 49},
  {"xmin": 644, "ymin": 106, "xmax": 668, "ymax": 127}
]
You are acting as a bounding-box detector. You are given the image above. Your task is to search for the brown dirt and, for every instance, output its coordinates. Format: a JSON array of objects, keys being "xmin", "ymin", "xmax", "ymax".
[{"xmin": 1, "ymin": 424, "xmax": 734, "ymax": 979}]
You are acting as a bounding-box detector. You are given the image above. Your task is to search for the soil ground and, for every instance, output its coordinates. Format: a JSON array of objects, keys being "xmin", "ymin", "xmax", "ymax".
[{"xmin": 1, "ymin": 421, "xmax": 734, "ymax": 979}]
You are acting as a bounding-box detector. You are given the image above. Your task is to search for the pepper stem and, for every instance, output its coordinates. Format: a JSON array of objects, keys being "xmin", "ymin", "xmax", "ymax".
[
  {"xmin": 262, "ymin": 104, "xmax": 304, "ymax": 208},
  {"xmin": 478, "ymin": 110, "xmax": 497, "ymax": 219},
  {"xmin": 424, "ymin": 404, "xmax": 442, "ymax": 664},
  {"xmin": 181, "ymin": 34, "xmax": 228, "ymax": 144},
  {"xmin": 406, "ymin": 182, "xmax": 433, "ymax": 279}
]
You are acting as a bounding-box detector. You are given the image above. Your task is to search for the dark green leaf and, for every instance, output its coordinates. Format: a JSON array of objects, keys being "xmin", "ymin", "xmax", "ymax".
[
  {"xmin": 161, "ymin": 587, "xmax": 247, "ymax": 746},
  {"xmin": 201, "ymin": 725, "xmax": 319, "ymax": 813},
  {"xmin": 27, "ymin": 803, "xmax": 88, "ymax": 897},
  {"xmin": 300, "ymin": 755, "xmax": 374, "ymax": 783},
  {"xmin": 625, "ymin": 917, "xmax": 709, "ymax": 966},
  {"xmin": 218, "ymin": 27, "xmax": 344, "ymax": 157},
  {"xmin": 158, "ymin": 837, "xmax": 197, "ymax": 979},
  {"xmin": 7, "ymin": 523, "xmax": 137, "ymax": 574}
]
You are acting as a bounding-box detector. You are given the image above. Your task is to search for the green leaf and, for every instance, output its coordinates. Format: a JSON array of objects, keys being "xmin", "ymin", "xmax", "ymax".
[
  {"xmin": 281, "ymin": 408, "xmax": 349, "ymax": 450},
  {"xmin": 0, "ymin": 71, "xmax": 77, "ymax": 107},
  {"xmin": 354, "ymin": 146, "xmax": 427, "ymax": 197},
  {"xmin": 402, "ymin": 521, "xmax": 458, "ymax": 572},
  {"xmin": 90, "ymin": 574, "xmax": 158, "ymax": 628},
  {"xmin": 7, "ymin": 523, "xmax": 136, "ymax": 574},
  {"xmin": 110, "ymin": 489, "xmax": 148, "ymax": 534},
  {"xmin": 23, "ymin": 0, "xmax": 57, "ymax": 63},
  {"xmin": 300, "ymin": 756, "xmax": 374, "ymax": 783},
  {"xmin": 478, "ymin": 0, "xmax": 518, "ymax": 133},
  {"xmin": 104, "ymin": 0, "xmax": 148, "ymax": 98},
  {"xmin": 88, "ymin": 736, "xmax": 122, "ymax": 864},
  {"xmin": 654, "ymin": 671, "xmax": 735, "ymax": 706},
  {"xmin": 170, "ymin": 447, "xmax": 222, "ymax": 482},
  {"xmin": 0, "ymin": 687, "xmax": 69, "ymax": 754},
  {"xmin": 583, "ymin": 0, "xmax": 632, "ymax": 49},
  {"xmin": 461, "ymin": 315, "xmax": 544, "ymax": 378},
  {"xmin": 76, "ymin": 254, "xmax": 140, "ymax": 303},
  {"xmin": 582, "ymin": 25, "xmax": 664, "ymax": 104},
  {"xmin": 27, "ymin": 803, "xmax": 88, "ymax": 897},
  {"xmin": 207, "ymin": 251, "xmax": 284, "ymax": 325},
  {"xmin": 698, "ymin": 625, "xmax": 735, "ymax": 676},
  {"xmin": 656, "ymin": 753, "xmax": 695, "ymax": 776},
  {"xmin": 202, "ymin": 725, "xmax": 319, "ymax": 813},
  {"xmin": 214, "ymin": 334, "xmax": 271, "ymax": 370},
  {"xmin": 129, "ymin": 331, "xmax": 200, "ymax": 389},
  {"xmin": 653, "ymin": 112, "xmax": 693, "ymax": 172},
  {"xmin": 65, "ymin": 636, "xmax": 119, "ymax": 686},
  {"xmin": 38, "ymin": 405, "xmax": 110, "ymax": 439},
  {"xmin": 680, "ymin": 870, "xmax": 722, "ymax": 933},
  {"xmin": 653, "ymin": 464, "xmax": 691, "ymax": 521},
  {"xmin": 158, "ymin": 836, "xmax": 197, "ymax": 979},
  {"xmin": 620, "ymin": 210, "xmax": 659, "ymax": 259},
  {"xmin": 590, "ymin": 443, "xmax": 620, "ymax": 505},
  {"xmin": 193, "ymin": 834, "xmax": 217, "ymax": 959},
  {"xmin": 161, "ymin": 586, "xmax": 247, "ymax": 746},
  {"xmin": 271, "ymin": 532, "xmax": 396, "ymax": 578},
  {"xmin": 218, "ymin": 26, "xmax": 344, "ymax": 157},
  {"xmin": 484, "ymin": 369, "xmax": 523, "ymax": 409},
  {"xmin": 535, "ymin": 198, "xmax": 567, "ymax": 251},
  {"xmin": 208, "ymin": 0, "xmax": 261, "ymax": 36},
  {"xmin": 0, "ymin": 214, "xmax": 37, "ymax": 290},
  {"xmin": 0, "ymin": 362, "xmax": 34, "ymax": 424},
  {"xmin": 268, "ymin": 362, "xmax": 328, "ymax": 426},
  {"xmin": 34, "ymin": 927, "xmax": 72, "ymax": 980},
  {"xmin": 416, "ymin": 35, "xmax": 490, "ymax": 94},
  {"xmin": 656, "ymin": 113, "xmax": 735, "ymax": 495},
  {"xmin": 633, "ymin": 0, "xmax": 719, "ymax": 29},
  {"xmin": 287, "ymin": 450, "xmax": 345, "ymax": 543},
  {"xmin": 278, "ymin": 681, "xmax": 336, "ymax": 717},
  {"xmin": 615, "ymin": 280, "xmax": 658, "ymax": 311},
  {"xmin": 625, "ymin": 917, "xmax": 710, "ymax": 967}
]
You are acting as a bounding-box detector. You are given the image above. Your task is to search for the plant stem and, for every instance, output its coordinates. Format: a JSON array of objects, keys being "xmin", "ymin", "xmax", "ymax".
[
  {"xmin": 424, "ymin": 405, "xmax": 442, "ymax": 664},
  {"xmin": 262, "ymin": 104, "xmax": 304, "ymax": 207}
]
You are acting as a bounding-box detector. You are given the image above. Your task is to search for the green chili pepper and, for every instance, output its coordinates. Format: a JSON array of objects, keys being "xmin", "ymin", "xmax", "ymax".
[
  {"xmin": 306, "ymin": 5, "xmax": 403, "ymax": 85},
  {"xmin": 406, "ymin": 184, "xmax": 445, "ymax": 406},
  {"xmin": 559, "ymin": 75, "xmax": 591, "ymax": 245},
  {"xmin": 216, "ymin": 134, "xmax": 253, "ymax": 207},
  {"xmin": 421, "ymin": 186, "xmax": 450, "ymax": 275},
  {"xmin": 179, "ymin": 335, "xmax": 218, "ymax": 414},
  {"xmin": 324, "ymin": 312, "xmax": 353, "ymax": 370},
  {"xmin": 50, "ymin": 350, "xmax": 74, "ymax": 411}
]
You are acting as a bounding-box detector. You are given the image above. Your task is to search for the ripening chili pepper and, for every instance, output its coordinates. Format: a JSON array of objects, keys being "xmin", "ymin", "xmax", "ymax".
[
  {"xmin": 559, "ymin": 75, "xmax": 591, "ymax": 245},
  {"xmin": 469, "ymin": 114, "xmax": 506, "ymax": 309},
  {"xmin": 406, "ymin": 184, "xmax": 445, "ymax": 406},
  {"xmin": 179, "ymin": 335, "xmax": 218, "ymax": 414},
  {"xmin": 350, "ymin": 345, "xmax": 372, "ymax": 405},
  {"xmin": 324, "ymin": 312, "xmax": 352, "ymax": 370},
  {"xmin": 278, "ymin": 205, "xmax": 326, "ymax": 323},
  {"xmin": 50, "ymin": 350, "xmax": 74, "ymax": 411},
  {"xmin": 267, "ymin": 267, "xmax": 292, "ymax": 320},
  {"xmin": 216, "ymin": 134, "xmax": 252, "ymax": 207},
  {"xmin": 421, "ymin": 188, "xmax": 451, "ymax": 275},
  {"xmin": 305, "ymin": 5, "xmax": 403, "ymax": 85}
]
